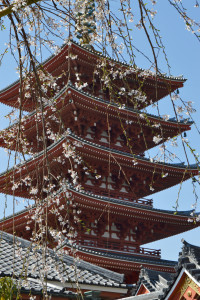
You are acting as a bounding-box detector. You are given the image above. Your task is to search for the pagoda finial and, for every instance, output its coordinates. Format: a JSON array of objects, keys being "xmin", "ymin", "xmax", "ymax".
[{"xmin": 75, "ymin": 0, "xmax": 96, "ymax": 47}]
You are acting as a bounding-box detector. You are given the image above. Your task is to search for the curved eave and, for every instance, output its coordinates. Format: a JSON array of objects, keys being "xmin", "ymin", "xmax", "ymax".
[
  {"xmin": 2, "ymin": 83, "xmax": 193, "ymax": 129},
  {"xmin": 0, "ymin": 132, "xmax": 198, "ymax": 185},
  {"xmin": 70, "ymin": 189, "xmax": 200, "ymax": 242},
  {"xmin": 0, "ymin": 41, "xmax": 186, "ymax": 96},
  {"xmin": 68, "ymin": 187, "xmax": 197, "ymax": 219},
  {"xmin": 71, "ymin": 132, "xmax": 199, "ymax": 174},
  {"xmin": 64, "ymin": 243, "xmax": 177, "ymax": 273},
  {"xmin": 1, "ymin": 188, "xmax": 198, "ymax": 252},
  {"xmin": 0, "ymin": 84, "xmax": 193, "ymax": 152},
  {"xmin": 40, "ymin": 40, "xmax": 187, "ymax": 84},
  {"xmin": 0, "ymin": 186, "xmax": 198, "ymax": 229},
  {"xmin": 0, "ymin": 41, "xmax": 186, "ymax": 111},
  {"xmin": 68, "ymin": 85, "xmax": 192, "ymax": 128}
]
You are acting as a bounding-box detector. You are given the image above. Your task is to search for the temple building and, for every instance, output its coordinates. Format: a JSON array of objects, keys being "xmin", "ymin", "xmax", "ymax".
[
  {"xmin": 121, "ymin": 239, "xmax": 200, "ymax": 299},
  {"xmin": 0, "ymin": 230, "xmax": 129, "ymax": 299},
  {"xmin": 0, "ymin": 40, "xmax": 199, "ymax": 288}
]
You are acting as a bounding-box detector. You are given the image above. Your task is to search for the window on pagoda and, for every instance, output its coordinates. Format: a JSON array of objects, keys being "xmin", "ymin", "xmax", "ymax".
[
  {"xmin": 99, "ymin": 176, "xmax": 115, "ymax": 191},
  {"xmin": 84, "ymin": 222, "xmax": 97, "ymax": 236},
  {"xmin": 86, "ymin": 127, "xmax": 93, "ymax": 140},
  {"xmin": 100, "ymin": 130, "xmax": 109, "ymax": 144},
  {"xmin": 102, "ymin": 223, "xmax": 120, "ymax": 240},
  {"xmin": 125, "ymin": 228, "xmax": 136, "ymax": 242}
]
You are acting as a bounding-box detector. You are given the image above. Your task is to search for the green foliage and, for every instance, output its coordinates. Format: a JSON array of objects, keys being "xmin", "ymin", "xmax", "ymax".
[
  {"xmin": 0, "ymin": 277, "xmax": 18, "ymax": 300},
  {"xmin": 0, "ymin": 20, "xmax": 6, "ymax": 31}
]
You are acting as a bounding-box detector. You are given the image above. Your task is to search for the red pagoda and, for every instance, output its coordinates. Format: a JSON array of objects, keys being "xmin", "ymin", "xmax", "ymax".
[{"xmin": 0, "ymin": 40, "xmax": 199, "ymax": 284}]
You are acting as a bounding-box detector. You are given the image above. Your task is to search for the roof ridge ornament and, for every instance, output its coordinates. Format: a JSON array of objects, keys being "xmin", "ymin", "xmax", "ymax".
[{"xmin": 75, "ymin": 0, "xmax": 96, "ymax": 47}]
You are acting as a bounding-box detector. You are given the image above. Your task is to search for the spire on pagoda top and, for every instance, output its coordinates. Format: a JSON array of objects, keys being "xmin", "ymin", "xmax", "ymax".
[{"xmin": 75, "ymin": 0, "xmax": 96, "ymax": 46}]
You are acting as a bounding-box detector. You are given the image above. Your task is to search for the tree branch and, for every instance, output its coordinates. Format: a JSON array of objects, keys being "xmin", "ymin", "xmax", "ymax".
[{"xmin": 0, "ymin": 0, "xmax": 42, "ymax": 18}]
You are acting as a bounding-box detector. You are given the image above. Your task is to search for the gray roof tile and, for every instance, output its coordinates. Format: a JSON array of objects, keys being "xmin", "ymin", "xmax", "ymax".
[
  {"xmin": 0, "ymin": 230, "xmax": 126, "ymax": 290},
  {"xmin": 159, "ymin": 240, "xmax": 200, "ymax": 299},
  {"xmin": 72, "ymin": 243, "xmax": 177, "ymax": 267},
  {"xmin": 12, "ymin": 277, "xmax": 76, "ymax": 297}
]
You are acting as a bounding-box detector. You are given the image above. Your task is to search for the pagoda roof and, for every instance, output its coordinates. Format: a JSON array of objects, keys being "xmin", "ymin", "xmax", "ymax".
[
  {"xmin": 61, "ymin": 187, "xmax": 200, "ymax": 244},
  {"xmin": 67, "ymin": 131, "xmax": 198, "ymax": 170},
  {"xmin": 0, "ymin": 41, "xmax": 186, "ymax": 112},
  {"xmin": 0, "ymin": 230, "xmax": 128, "ymax": 292},
  {"xmin": 68, "ymin": 185, "xmax": 197, "ymax": 218},
  {"xmin": 41, "ymin": 41, "xmax": 186, "ymax": 83},
  {"xmin": 0, "ymin": 84, "xmax": 192, "ymax": 154},
  {"xmin": 1, "ymin": 130, "xmax": 198, "ymax": 173},
  {"xmin": 0, "ymin": 184, "xmax": 196, "ymax": 220},
  {"xmin": 67, "ymin": 84, "xmax": 191, "ymax": 125},
  {"xmin": 0, "ymin": 186, "xmax": 198, "ymax": 245},
  {"xmin": 65, "ymin": 241, "xmax": 177, "ymax": 271},
  {"xmin": 18, "ymin": 83, "xmax": 192, "ymax": 126},
  {"xmin": 61, "ymin": 238, "xmax": 177, "ymax": 286},
  {"xmin": 0, "ymin": 131, "xmax": 198, "ymax": 198}
]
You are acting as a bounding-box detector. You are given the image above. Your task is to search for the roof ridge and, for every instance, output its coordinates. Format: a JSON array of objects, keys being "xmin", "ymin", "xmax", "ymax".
[
  {"xmin": 0, "ymin": 83, "xmax": 192, "ymax": 136},
  {"xmin": 71, "ymin": 243, "xmax": 177, "ymax": 267},
  {"xmin": 0, "ymin": 185, "xmax": 197, "ymax": 223},
  {"xmin": 0, "ymin": 230, "xmax": 124, "ymax": 284},
  {"xmin": 0, "ymin": 40, "xmax": 186, "ymax": 95},
  {"xmin": 3, "ymin": 130, "xmax": 196, "ymax": 173},
  {"xmin": 181, "ymin": 238, "xmax": 200, "ymax": 251}
]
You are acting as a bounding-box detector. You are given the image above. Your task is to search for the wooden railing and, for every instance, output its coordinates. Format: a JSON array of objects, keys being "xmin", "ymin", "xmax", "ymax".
[{"xmin": 77, "ymin": 238, "xmax": 161, "ymax": 258}]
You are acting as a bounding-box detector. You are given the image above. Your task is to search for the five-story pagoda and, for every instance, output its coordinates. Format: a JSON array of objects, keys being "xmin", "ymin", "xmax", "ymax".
[{"xmin": 0, "ymin": 1, "xmax": 199, "ymax": 284}]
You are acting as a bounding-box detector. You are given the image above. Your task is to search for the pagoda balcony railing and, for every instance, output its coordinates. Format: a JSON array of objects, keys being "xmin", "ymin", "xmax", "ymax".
[
  {"xmin": 85, "ymin": 186, "xmax": 153, "ymax": 206},
  {"xmin": 77, "ymin": 238, "xmax": 161, "ymax": 258}
]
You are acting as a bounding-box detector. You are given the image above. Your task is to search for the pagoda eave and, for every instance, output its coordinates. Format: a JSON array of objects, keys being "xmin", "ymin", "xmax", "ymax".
[
  {"xmin": 0, "ymin": 42, "xmax": 186, "ymax": 111},
  {"xmin": 63, "ymin": 245, "xmax": 177, "ymax": 283},
  {"xmin": 0, "ymin": 188, "xmax": 198, "ymax": 245},
  {"xmin": 0, "ymin": 133, "xmax": 198, "ymax": 199},
  {"xmin": 0, "ymin": 84, "xmax": 192, "ymax": 155}
]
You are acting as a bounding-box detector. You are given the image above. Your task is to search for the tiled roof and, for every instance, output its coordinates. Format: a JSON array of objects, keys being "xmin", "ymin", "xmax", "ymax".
[
  {"xmin": 160, "ymin": 239, "xmax": 200, "ymax": 299},
  {"xmin": 70, "ymin": 243, "xmax": 177, "ymax": 268},
  {"xmin": 69, "ymin": 131, "xmax": 198, "ymax": 170},
  {"xmin": 50, "ymin": 40, "xmax": 187, "ymax": 82},
  {"xmin": 123, "ymin": 239, "xmax": 200, "ymax": 299},
  {"xmin": 119, "ymin": 268, "xmax": 174, "ymax": 299},
  {"xmin": 1, "ymin": 83, "xmax": 192, "ymax": 143},
  {"xmin": 0, "ymin": 130, "xmax": 198, "ymax": 181},
  {"xmin": 0, "ymin": 231, "xmax": 126, "ymax": 290},
  {"xmin": 180, "ymin": 239, "xmax": 200, "ymax": 269},
  {"xmin": 0, "ymin": 40, "xmax": 186, "ymax": 95},
  {"xmin": 136, "ymin": 268, "xmax": 173, "ymax": 293},
  {"xmin": 0, "ymin": 184, "xmax": 195, "ymax": 228},
  {"xmin": 68, "ymin": 84, "xmax": 192, "ymax": 124},
  {"xmin": 130, "ymin": 268, "xmax": 173, "ymax": 298},
  {"xmin": 11, "ymin": 278, "xmax": 76, "ymax": 298},
  {"xmin": 68, "ymin": 185, "xmax": 196, "ymax": 216}
]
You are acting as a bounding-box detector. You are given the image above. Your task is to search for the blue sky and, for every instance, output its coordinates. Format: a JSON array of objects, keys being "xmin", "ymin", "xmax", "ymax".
[
  {"xmin": 0, "ymin": 1, "xmax": 200, "ymax": 262},
  {"xmin": 131, "ymin": 1, "xmax": 200, "ymax": 261}
]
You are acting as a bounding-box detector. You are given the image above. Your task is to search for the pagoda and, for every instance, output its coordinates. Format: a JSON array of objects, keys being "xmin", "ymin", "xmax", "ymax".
[{"xmin": 0, "ymin": 27, "xmax": 199, "ymax": 284}]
